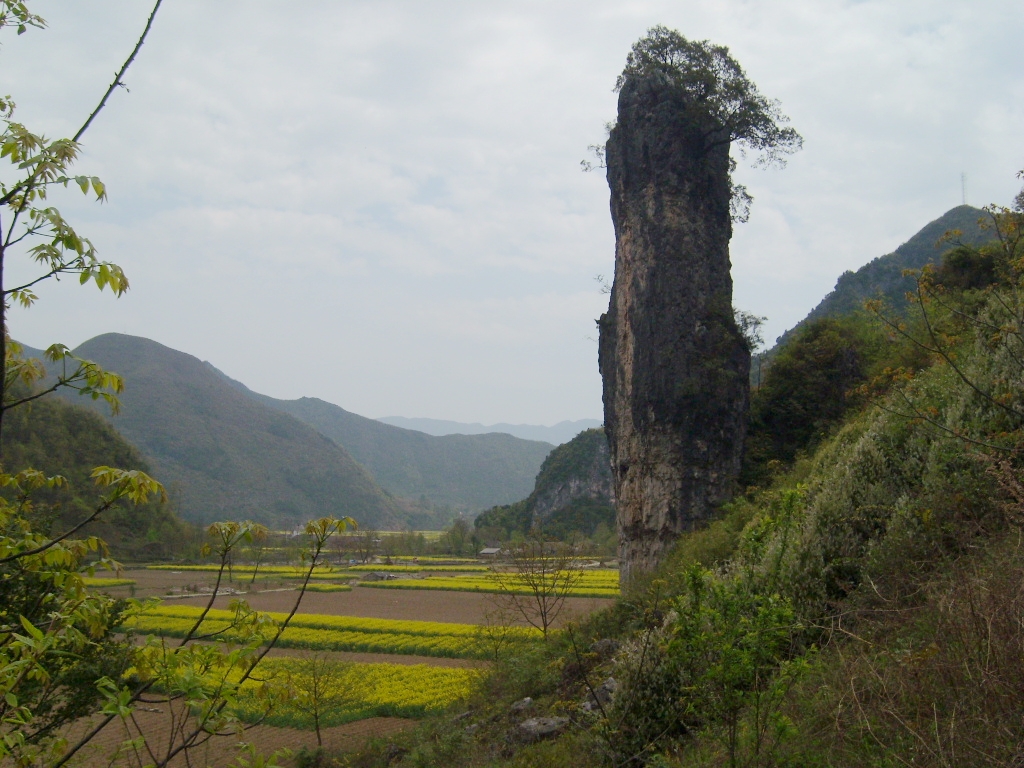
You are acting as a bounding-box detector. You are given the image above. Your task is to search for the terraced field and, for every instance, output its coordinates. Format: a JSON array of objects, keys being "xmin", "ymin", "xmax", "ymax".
[{"xmin": 112, "ymin": 560, "xmax": 617, "ymax": 756}]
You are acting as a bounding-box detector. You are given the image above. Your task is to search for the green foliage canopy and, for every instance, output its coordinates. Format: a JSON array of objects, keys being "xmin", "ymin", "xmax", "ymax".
[{"xmin": 616, "ymin": 25, "xmax": 802, "ymax": 165}]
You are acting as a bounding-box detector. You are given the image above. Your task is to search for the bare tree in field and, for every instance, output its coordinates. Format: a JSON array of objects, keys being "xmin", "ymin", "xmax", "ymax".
[
  {"xmin": 244, "ymin": 521, "xmax": 269, "ymax": 585},
  {"xmin": 491, "ymin": 537, "xmax": 583, "ymax": 639},
  {"xmin": 288, "ymin": 652, "xmax": 354, "ymax": 748}
]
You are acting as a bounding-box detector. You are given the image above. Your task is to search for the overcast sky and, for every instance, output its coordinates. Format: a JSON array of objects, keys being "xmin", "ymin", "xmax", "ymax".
[{"xmin": 3, "ymin": 1, "xmax": 1022, "ymax": 425}]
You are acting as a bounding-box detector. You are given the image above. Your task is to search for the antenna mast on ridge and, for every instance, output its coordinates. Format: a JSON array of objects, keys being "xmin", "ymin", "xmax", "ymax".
[{"xmin": 962, "ymin": 172, "xmax": 968, "ymax": 205}]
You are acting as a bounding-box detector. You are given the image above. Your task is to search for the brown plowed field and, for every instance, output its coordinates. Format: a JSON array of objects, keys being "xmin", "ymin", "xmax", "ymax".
[
  {"xmin": 68, "ymin": 566, "xmax": 612, "ymax": 765},
  {"xmin": 115, "ymin": 568, "xmax": 615, "ymax": 627},
  {"xmin": 63, "ymin": 708, "xmax": 414, "ymax": 767}
]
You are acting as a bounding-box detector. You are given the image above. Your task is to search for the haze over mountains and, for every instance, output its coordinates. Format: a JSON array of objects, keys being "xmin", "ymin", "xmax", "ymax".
[
  {"xmin": 225, "ymin": 381, "xmax": 554, "ymax": 512},
  {"xmin": 375, "ymin": 417, "xmax": 601, "ymax": 445},
  {"xmin": 49, "ymin": 334, "xmax": 554, "ymax": 530}
]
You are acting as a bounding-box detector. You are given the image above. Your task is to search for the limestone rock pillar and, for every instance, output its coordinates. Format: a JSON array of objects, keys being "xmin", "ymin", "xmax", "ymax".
[{"xmin": 598, "ymin": 71, "xmax": 750, "ymax": 582}]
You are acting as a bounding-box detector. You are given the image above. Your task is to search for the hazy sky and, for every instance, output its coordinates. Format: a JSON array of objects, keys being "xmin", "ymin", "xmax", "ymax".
[{"xmin": 4, "ymin": 1, "xmax": 1022, "ymax": 425}]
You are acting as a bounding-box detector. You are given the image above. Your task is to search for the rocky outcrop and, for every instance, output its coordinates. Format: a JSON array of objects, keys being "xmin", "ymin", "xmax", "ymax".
[
  {"xmin": 531, "ymin": 429, "xmax": 614, "ymax": 522},
  {"xmin": 598, "ymin": 71, "xmax": 750, "ymax": 581},
  {"xmin": 473, "ymin": 428, "xmax": 615, "ymax": 539}
]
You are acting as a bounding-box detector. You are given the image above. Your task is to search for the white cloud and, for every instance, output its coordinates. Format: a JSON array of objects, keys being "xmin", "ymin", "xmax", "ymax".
[{"xmin": 4, "ymin": 0, "xmax": 1023, "ymax": 423}]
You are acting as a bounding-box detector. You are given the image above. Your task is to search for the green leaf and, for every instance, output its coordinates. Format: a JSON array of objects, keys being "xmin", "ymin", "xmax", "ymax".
[{"xmin": 19, "ymin": 615, "xmax": 44, "ymax": 641}]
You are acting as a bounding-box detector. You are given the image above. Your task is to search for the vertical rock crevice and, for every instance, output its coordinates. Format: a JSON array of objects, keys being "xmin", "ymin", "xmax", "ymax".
[{"xmin": 599, "ymin": 70, "xmax": 750, "ymax": 581}]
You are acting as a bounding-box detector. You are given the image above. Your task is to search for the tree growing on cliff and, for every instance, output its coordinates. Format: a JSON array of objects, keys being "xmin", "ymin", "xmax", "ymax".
[
  {"xmin": 617, "ymin": 26, "xmax": 802, "ymax": 163},
  {"xmin": 616, "ymin": 26, "xmax": 802, "ymax": 222}
]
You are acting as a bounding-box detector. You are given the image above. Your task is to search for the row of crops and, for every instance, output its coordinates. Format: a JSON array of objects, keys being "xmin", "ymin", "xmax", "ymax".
[
  {"xmin": 361, "ymin": 571, "xmax": 620, "ymax": 599},
  {"xmin": 233, "ymin": 659, "xmax": 482, "ymax": 729},
  {"xmin": 122, "ymin": 605, "xmax": 539, "ymax": 660},
  {"xmin": 126, "ymin": 563, "xmax": 618, "ymax": 733},
  {"xmin": 145, "ymin": 563, "xmax": 491, "ymax": 575},
  {"xmin": 83, "ymin": 577, "xmax": 136, "ymax": 588}
]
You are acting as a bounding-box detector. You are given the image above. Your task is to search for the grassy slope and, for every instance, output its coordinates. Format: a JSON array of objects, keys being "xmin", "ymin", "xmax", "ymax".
[
  {"xmin": 63, "ymin": 334, "xmax": 404, "ymax": 531},
  {"xmin": 232, "ymin": 387, "xmax": 554, "ymax": 512}
]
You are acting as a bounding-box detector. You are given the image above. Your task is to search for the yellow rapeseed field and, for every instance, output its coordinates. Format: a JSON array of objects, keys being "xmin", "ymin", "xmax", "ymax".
[
  {"xmin": 122, "ymin": 604, "xmax": 538, "ymax": 659},
  {"xmin": 359, "ymin": 570, "xmax": 620, "ymax": 598},
  {"xmin": 232, "ymin": 658, "xmax": 482, "ymax": 728}
]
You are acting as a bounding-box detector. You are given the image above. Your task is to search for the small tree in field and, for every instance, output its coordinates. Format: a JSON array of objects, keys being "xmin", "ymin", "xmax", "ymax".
[
  {"xmin": 244, "ymin": 521, "xmax": 269, "ymax": 585},
  {"xmin": 287, "ymin": 652, "xmax": 354, "ymax": 747},
  {"xmin": 491, "ymin": 537, "xmax": 583, "ymax": 639}
]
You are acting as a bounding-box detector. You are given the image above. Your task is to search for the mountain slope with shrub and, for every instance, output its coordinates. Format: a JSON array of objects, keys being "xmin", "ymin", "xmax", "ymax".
[
  {"xmin": 232, "ymin": 386, "xmax": 554, "ymax": 512},
  {"xmin": 474, "ymin": 427, "xmax": 614, "ymax": 541},
  {"xmin": 1, "ymin": 391, "xmax": 193, "ymax": 558},
  {"xmin": 61, "ymin": 334, "xmax": 404, "ymax": 530},
  {"xmin": 771, "ymin": 205, "xmax": 990, "ymax": 352}
]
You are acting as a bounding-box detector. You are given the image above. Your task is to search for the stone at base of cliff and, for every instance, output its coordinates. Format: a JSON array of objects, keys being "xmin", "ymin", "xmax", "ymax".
[{"xmin": 516, "ymin": 717, "xmax": 569, "ymax": 742}]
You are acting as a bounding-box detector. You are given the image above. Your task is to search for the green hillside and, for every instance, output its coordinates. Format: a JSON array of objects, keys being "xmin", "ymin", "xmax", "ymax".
[
  {"xmin": 230, "ymin": 386, "xmax": 554, "ymax": 512},
  {"xmin": 474, "ymin": 427, "xmax": 614, "ymax": 540},
  {"xmin": 1, "ymin": 393, "xmax": 192, "ymax": 558},
  {"xmin": 62, "ymin": 334, "xmax": 404, "ymax": 531},
  {"xmin": 773, "ymin": 205, "xmax": 991, "ymax": 350}
]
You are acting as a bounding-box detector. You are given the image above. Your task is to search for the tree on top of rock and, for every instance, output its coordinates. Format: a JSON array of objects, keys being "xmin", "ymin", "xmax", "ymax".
[{"xmin": 616, "ymin": 26, "xmax": 802, "ymax": 164}]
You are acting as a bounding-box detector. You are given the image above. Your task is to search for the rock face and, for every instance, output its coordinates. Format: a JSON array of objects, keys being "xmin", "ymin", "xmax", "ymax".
[
  {"xmin": 598, "ymin": 71, "xmax": 750, "ymax": 581},
  {"xmin": 531, "ymin": 429, "xmax": 615, "ymax": 522},
  {"xmin": 472, "ymin": 428, "xmax": 616, "ymax": 539}
]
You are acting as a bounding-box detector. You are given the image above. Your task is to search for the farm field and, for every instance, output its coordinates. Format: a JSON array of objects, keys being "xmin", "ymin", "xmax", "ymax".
[
  {"xmin": 124, "ymin": 604, "xmax": 537, "ymax": 659},
  {"xmin": 92, "ymin": 565, "xmax": 616, "ymax": 763},
  {"xmin": 233, "ymin": 658, "xmax": 484, "ymax": 728},
  {"xmin": 110, "ymin": 568, "xmax": 615, "ymax": 624},
  {"xmin": 62, "ymin": 708, "xmax": 414, "ymax": 768},
  {"xmin": 360, "ymin": 570, "xmax": 620, "ymax": 598}
]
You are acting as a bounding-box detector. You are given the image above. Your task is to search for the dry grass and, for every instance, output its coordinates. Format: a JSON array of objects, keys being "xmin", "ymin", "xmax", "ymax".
[{"xmin": 784, "ymin": 534, "xmax": 1024, "ymax": 767}]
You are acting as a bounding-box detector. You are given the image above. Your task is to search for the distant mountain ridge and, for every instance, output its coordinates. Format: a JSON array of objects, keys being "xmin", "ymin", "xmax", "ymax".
[
  {"xmin": 226, "ymin": 385, "xmax": 554, "ymax": 512},
  {"xmin": 773, "ymin": 205, "xmax": 992, "ymax": 350},
  {"xmin": 47, "ymin": 333, "xmax": 555, "ymax": 528},
  {"xmin": 376, "ymin": 416, "xmax": 601, "ymax": 445},
  {"xmin": 62, "ymin": 334, "xmax": 405, "ymax": 531}
]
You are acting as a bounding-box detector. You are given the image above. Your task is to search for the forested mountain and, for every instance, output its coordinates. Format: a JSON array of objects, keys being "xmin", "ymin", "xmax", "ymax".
[
  {"xmin": 773, "ymin": 205, "xmax": 991, "ymax": 349},
  {"xmin": 230, "ymin": 386, "xmax": 554, "ymax": 511},
  {"xmin": 474, "ymin": 427, "xmax": 614, "ymax": 541},
  {"xmin": 1, "ymin": 392, "xmax": 192, "ymax": 558},
  {"xmin": 375, "ymin": 416, "xmax": 601, "ymax": 445},
  {"xmin": 61, "ymin": 334, "xmax": 404, "ymax": 530}
]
